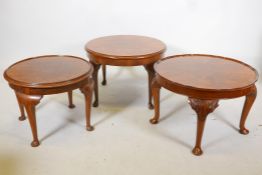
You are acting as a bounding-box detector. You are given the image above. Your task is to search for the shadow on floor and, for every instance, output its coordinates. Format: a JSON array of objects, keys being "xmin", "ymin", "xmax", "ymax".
[
  {"xmin": 40, "ymin": 112, "xmax": 84, "ymax": 142},
  {"xmin": 214, "ymin": 112, "xmax": 239, "ymax": 132},
  {"xmin": 152, "ymin": 128, "xmax": 192, "ymax": 149},
  {"xmin": 159, "ymin": 101, "xmax": 188, "ymax": 122}
]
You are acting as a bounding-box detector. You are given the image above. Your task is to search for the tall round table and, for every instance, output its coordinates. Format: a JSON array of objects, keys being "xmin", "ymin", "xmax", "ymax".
[{"xmin": 85, "ymin": 35, "xmax": 166, "ymax": 109}]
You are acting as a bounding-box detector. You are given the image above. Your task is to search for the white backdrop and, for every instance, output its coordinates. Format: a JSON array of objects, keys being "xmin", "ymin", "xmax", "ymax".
[
  {"xmin": 1, "ymin": 1, "xmax": 262, "ymax": 174},
  {"xmin": 1, "ymin": 0, "xmax": 262, "ymax": 73}
]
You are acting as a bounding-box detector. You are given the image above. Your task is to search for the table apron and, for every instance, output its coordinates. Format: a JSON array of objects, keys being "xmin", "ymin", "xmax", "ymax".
[
  {"xmin": 9, "ymin": 78, "xmax": 90, "ymax": 95},
  {"xmin": 156, "ymin": 75, "xmax": 255, "ymax": 99},
  {"xmin": 87, "ymin": 53, "xmax": 164, "ymax": 66}
]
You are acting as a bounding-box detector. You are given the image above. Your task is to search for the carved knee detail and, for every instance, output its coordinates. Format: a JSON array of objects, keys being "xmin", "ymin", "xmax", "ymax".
[{"xmin": 189, "ymin": 98, "xmax": 219, "ymax": 119}]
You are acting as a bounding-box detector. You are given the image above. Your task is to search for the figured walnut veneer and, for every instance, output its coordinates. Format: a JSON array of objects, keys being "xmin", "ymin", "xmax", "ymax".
[
  {"xmin": 85, "ymin": 35, "xmax": 166, "ymax": 109},
  {"xmin": 4, "ymin": 55, "xmax": 94, "ymax": 147},
  {"xmin": 150, "ymin": 54, "xmax": 258, "ymax": 156}
]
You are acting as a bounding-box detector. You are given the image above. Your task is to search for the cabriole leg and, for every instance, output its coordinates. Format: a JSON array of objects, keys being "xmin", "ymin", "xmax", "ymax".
[
  {"xmin": 189, "ymin": 98, "xmax": 219, "ymax": 156},
  {"xmin": 15, "ymin": 92, "xmax": 26, "ymax": 121},
  {"xmin": 16, "ymin": 92, "xmax": 42, "ymax": 147},
  {"xmin": 239, "ymin": 85, "xmax": 257, "ymax": 135},
  {"xmin": 80, "ymin": 78, "xmax": 95, "ymax": 131},
  {"xmin": 91, "ymin": 62, "xmax": 101, "ymax": 107},
  {"xmin": 149, "ymin": 78, "xmax": 161, "ymax": 124},
  {"xmin": 144, "ymin": 63, "xmax": 155, "ymax": 109}
]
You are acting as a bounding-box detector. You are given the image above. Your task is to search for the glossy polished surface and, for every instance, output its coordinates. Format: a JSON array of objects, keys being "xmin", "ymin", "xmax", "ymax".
[
  {"xmin": 85, "ymin": 35, "xmax": 166, "ymax": 108},
  {"xmin": 152, "ymin": 54, "xmax": 258, "ymax": 156},
  {"xmin": 155, "ymin": 54, "xmax": 258, "ymax": 90},
  {"xmin": 4, "ymin": 55, "xmax": 94, "ymax": 147},
  {"xmin": 4, "ymin": 55, "xmax": 92, "ymax": 88},
  {"xmin": 85, "ymin": 35, "xmax": 166, "ymax": 59}
]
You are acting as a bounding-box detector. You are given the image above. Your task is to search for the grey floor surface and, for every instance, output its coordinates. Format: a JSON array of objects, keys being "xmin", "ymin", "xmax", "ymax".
[{"xmin": 0, "ymin": 66, "xmax": 261, "ymax": 175}]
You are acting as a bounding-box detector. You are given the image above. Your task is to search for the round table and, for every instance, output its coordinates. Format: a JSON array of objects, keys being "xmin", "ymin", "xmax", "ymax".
[
  {"xmin": 85, "ymin": 35, "xmax": 166, "ymax": 109},
  {"xmin": 4, "ymin": 55, "xmax": 94, "ymax": 147},
  {"xmin": 150, "ymin": 54, "xmax": 258, "ymax": 155}
]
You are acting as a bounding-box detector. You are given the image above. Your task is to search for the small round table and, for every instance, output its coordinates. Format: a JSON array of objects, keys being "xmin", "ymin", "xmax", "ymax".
[
  {"xmin": 85, "ymin": 35, "xmax": 166, "ymax": 108},
  {"xmin": 150, "ymin": 54, "xmax": 258, "ymax": 155},
  {"xmin": 4, "ymin": 55, "xmax": 94, "ymax": 147}
]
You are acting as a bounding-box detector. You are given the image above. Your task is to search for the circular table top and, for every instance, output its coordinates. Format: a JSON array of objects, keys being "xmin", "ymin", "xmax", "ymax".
[
  {"xmin": 155, "ymin": 54, "xmax": 258, "ymax": 91},
  {"xmin": 85, "ymin": 35, "xmax": 166, "ymax": 65},
  {"xmin": 4, "ymin": 55, "xmax": 93, "ymax": 88}
]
